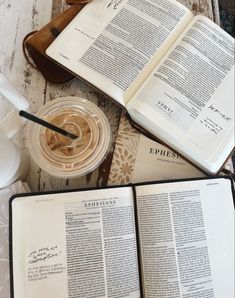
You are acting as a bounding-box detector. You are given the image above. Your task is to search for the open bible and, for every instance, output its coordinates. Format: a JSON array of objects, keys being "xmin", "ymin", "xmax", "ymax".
[
  {"xmin": 10, "ymin": 177, "xmax": 234, "ymax": 298},
  {"xmin": 46, "ymin": 0, "xmax": 234, "ymax": 174}
]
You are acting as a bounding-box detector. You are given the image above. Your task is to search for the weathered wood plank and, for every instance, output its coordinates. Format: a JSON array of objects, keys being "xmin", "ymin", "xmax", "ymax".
[
  {"xmin": 0, "ymin": 0, "xmax": 54, "ymax": 191},
  {"xmin": 178, "ymin": 0, "xmax": 213, "ymax": 19}
]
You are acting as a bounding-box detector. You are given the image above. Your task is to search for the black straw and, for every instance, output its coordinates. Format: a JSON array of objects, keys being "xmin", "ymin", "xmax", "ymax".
[{"xmin": 19, "ymin": 110, "xmax": 78, "ymax": 140}]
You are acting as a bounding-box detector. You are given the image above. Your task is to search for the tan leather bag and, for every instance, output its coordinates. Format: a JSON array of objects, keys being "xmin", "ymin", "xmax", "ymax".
[{"xmin": 23, "ymin": 2, "xmax": 89, "ymax": 84}]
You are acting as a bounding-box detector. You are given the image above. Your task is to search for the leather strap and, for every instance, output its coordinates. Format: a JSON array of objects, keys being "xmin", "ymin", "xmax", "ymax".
[
  {"xmin": 22, "ymin": 31, "xmax": 38, "ymax": 69},
  {"xmin": 22, "ymin": 26, "xmax": 61, "ymax": 70}
]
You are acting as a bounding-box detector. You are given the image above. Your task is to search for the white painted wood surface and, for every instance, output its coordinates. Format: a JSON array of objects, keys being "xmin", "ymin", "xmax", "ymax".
[{"xmin": 0, "ymin": 0, "xmax": 220, "ymax": 192}]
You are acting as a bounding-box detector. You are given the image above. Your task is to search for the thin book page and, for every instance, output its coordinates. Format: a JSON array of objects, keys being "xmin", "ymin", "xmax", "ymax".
[
  {"xmin": 135, "ymin": 178, "xmax": 234, "ymax": 298},
  {"xmin": 12, "ymin": 187, "xmax": 140, "ymax": 298},
  {"xmin": 46, "ymin": 0, "xmax": 192, "ymax": 106},
  {"xmin": 127, "ymin": 16, "xmax": 234, "ymax": 173}
]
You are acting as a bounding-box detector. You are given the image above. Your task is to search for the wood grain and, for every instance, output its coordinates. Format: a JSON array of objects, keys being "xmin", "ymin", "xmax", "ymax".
[{"xmin": 0, "ymin": 0, "xmax": 220, "ymax": 192}]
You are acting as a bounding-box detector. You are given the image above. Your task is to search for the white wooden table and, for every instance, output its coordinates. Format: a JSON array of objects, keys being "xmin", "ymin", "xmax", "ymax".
[{"xmin": 0, "ymin": 0, "xmax": 220, "ymax": 193}]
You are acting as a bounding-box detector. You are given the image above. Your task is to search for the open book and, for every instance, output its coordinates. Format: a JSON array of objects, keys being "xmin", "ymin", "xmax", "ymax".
[
  {"xmin": 10, "ymin": 177, "xmax": 234, "ymax": 298},
  {"xmin": 46, "ymin": 0, "xmax": 235, "ymax": 174}
]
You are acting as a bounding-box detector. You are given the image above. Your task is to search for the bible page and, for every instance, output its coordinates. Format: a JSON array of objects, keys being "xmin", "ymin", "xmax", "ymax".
[
  {"xmin": 11, "ymin": 187, "xmax": 140, "ymax": 298},
  {"xmin": 46, "ymin": 0, "xmax": 192, "ymax": 106},
  {"xmin": 135, "ymin": 178, "xmax": 234, "ymax": 298},
  {"xmin": 127, "ymin": 16, "xmax": 234, "ymax": 174}
]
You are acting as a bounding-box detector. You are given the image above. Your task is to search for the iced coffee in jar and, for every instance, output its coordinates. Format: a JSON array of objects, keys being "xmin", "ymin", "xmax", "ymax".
[{"xmin": 27, "ymin": 97, "xmax": 111, "ymax": 178}]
